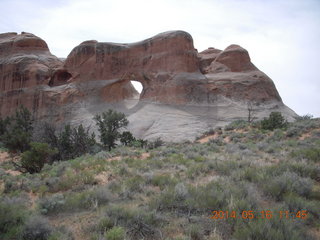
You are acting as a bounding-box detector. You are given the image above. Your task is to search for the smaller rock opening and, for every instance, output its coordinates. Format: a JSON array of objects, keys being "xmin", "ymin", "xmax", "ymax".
[{"xmin": 49, "ymin": 70, "xmax": 72, "ymax": 87}]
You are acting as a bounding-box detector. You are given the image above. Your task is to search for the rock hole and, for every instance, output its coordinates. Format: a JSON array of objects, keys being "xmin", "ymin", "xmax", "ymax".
[
  {"xmin": 125, "ymin": 80, "xmax": 143, "ymax": 109},
  {"xmin": 131, "ymin": 80, "xmax": 143, "ymax": 95},
  {"xmin": 49, "ymin": 70, "xmax": 72, "ymax": 87}
]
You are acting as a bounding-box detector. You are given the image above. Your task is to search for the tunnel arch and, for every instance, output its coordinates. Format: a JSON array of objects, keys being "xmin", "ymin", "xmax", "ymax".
[{"xmin": 130, "ymin": 80, "xmax": 143, "ymax": 96}]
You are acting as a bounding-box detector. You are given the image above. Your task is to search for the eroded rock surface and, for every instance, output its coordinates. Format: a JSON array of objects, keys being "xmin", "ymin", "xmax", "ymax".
[{"xmin": 0, "ymin": 31, "xmax": 297, "ymax": 141}]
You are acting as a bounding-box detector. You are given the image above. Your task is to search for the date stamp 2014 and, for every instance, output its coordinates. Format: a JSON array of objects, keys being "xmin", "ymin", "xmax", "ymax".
[{"xmin": 209, "ymin": 210, "xmax": 308, "ymax": 220}]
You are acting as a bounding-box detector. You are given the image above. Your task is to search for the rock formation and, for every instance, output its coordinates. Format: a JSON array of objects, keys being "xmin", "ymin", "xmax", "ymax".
[{"xmin": 0, "ymin": 31, "xmax": 297, "ymax": 141}]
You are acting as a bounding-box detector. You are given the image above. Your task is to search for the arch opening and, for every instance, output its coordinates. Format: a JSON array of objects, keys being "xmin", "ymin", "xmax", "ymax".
[
  {"xmin": 124, "ymin": 80, "xmax": 143, "ymax": 109},
  {"xmin": 131, "ymin": 80, "xmax": 143, "ymax": 95}
]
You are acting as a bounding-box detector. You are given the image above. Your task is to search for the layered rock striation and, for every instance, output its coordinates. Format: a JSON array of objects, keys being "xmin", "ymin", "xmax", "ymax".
[{"xmin": 0, "ymin": 31, "xmax": 296, "ymax": 141}]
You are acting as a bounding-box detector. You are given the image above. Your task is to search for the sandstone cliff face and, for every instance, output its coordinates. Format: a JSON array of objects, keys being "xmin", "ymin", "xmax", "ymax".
[
  {"xmin": 62, "ymin": 31, "xmax": 200, "ymax": 104},
  {"xmin": 0, "ymin": 31, "xmax": 297, "ymax": 141},
  {"xmin": 0, "ymin": 32, "xmax": 63, "ymax": 117}
]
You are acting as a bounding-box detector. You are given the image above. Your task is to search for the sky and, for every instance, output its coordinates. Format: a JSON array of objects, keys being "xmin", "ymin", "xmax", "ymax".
[{"xmin": 1, "ymin": 0, "xmax": 319, "ymax": 117}]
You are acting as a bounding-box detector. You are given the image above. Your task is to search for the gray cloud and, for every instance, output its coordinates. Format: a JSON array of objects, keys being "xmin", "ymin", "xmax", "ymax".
[{"xmin": 1, "ymin": 0, "xmax": 319, "ymax": 117}]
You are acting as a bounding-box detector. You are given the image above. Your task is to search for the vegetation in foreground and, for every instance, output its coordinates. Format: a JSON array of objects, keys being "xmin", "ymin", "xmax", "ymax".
[{"xmin": 0, "ymin": 111, "xmax": 319, "ymax": 239}]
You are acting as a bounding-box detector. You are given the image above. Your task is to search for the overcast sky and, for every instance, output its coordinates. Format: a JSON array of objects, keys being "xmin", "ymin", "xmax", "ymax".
[{"xmin": 1, "ymin": 0, "xmax": 319, "ymax": 117}]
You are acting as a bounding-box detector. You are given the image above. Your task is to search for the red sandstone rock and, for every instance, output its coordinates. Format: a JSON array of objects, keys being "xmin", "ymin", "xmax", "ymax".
[
  {"xmin": 0, "ymin": 32, "xmax": 64, "ymax": 116},
  {"xmin": 198, "ymin": 47, "xmax": 222, "ymax": 74},
  {"xmin": 0, "ymin": 30, "xmax": 292, "ymax": 134}
]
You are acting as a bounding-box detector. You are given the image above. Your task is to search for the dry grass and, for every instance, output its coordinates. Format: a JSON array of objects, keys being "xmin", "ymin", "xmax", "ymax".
[{"xmin": 1, "ymin": 118, "xmax": 319, "ymax": 240}]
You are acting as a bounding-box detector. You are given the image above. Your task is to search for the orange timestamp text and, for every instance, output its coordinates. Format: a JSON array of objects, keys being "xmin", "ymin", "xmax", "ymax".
[{"xmin": 209, "ymin": 210, "xmax": 308, "ymax": 220}]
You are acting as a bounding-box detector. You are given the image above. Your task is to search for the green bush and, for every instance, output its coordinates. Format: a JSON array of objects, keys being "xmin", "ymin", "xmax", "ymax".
[
  {"xmin": 103, "ymin": 205, "xmax": 162, "ymax": 239},
  {"xmin": 151, "ymin": 174, "xmax": 177, "ymax": 190},
  {"xmin": 188, "ymin": 224, "xmax": 203, "ymax": 240},
  {"xmin": 295, "ymin": 114, "xmax": 313, "ymax": 121},
  {"xmin": 224, "ymin": 120, "xmax": 248, "ymax": 131},
  {"xmin": 291, "ymin": 147, "xmax": 320, "ymax": 162},
  {"xmin": 0, "ymin": 199, "xmax": 28, "ymax": 239},
  {"xmin": 22, "ymin": 215, "xmax": 52, "ymax": 240},
  {"xmin": 38, "ymin": 194, "xmax": 65, "ymax": 215},
  {"xmin": 96, "ymin": 217, "xmax": 114, "ymax": 233},
  {"xmin": 148, "ymin": 137, "xmax": 164, "ymax": 149},
  {"xmin": 120, "ymin": 131, "xmax": 135, "ymax": 146},
  {"xmin": 57, "ymin": 124, "xmax": 96, "ymax": 160},
  {"xmin": 263, "ymin": 172, "xmax": 313, "ymax": 200},
  {"xmin": 20, "ymin": 142, "xmax": 58, "ymax": 173},
  {"xmin": 0, "ymin": 106, "xmax": 33, "ymax": 153},
  {"xmin": 232, "ymin": 216, "xmax": 311, "ymax": 240},
  {"xmin": 104, "ymin": 226, "xmax": 125, "ymax": 240},
  {"xmin": 283, "ymin": 193, "xmax": 320, "ymax": 225},
  {"xmin": 260, "ymin": 112, "xmax": 288, "ymax": 130},
  {"xmin": 94, "ymin": 109, "xmax": 129, "ymax": 151}
]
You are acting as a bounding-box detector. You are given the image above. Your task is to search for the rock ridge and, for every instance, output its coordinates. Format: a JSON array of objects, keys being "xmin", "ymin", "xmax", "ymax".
[{"xmin": 0, "ymin": 30, "xmax": 296, "ymax": 141}]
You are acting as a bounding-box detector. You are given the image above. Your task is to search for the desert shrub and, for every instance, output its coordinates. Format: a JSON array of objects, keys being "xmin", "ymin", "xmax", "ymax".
[
  {"xmin": 188, "ymin": 224, "xmax": 203, "ymax": 240},
  {"xmin": 0, "ymin": 198, "xmax": 28, "ymax": 239},
  {"xmin": 164, "ymin": 153, "xmax": 191, "ymax": 166},
  {"xmin": 286, "ymin": 125, "xmax": 302, "ymax": 137},
  {"xmin": 91, "ymin": 187, "xmax": 114, "ymax": 206},
  {"xmin": 232, "ymin": 216, "xmax": 311, "ymax": 240},
  {"xmin": 295, "ymin": 114, "xmax": 313, "ymax": 121},
  {"xmin": 246, "ymin": 129, "xmax": 265, "ymax": 141},
  {"xmin": 94, "ymin": 151, "xmax": 112, "ymax": 160},
  {"xmin": 19, "ymin": 142, "xmax": 58, "ymax": 173},
  {"xmin": 38, "ymin": 194, "xmax": 65, "ymax": 215},
  {"xmin": 150, "ymin": 187, "xmax": 178, "ymax": 211},
  {"xmin": 291, "ymin": 147, "xmax": 320, "ymax": 163},
  {"xmin": 174, "ymin": 183, "xmax": 189, "ymax": 200},
  {"xmin": 229, "ymin": 132, "xmax": 246, "ymax": 143},
  {"xmin": 213, "ymin": 160, "xmax": 239, "ymax": 176},
  {"xmin": 103, "ymin": 205, "xmax": 163, "ymax": 239},
  {"xmin": 22, "ymin": 215, "xmax": 52, "ymax": 240},
  {"xmin": 189, "ymin": 180, "xmax": 257, "ymax": 212},
  {"xmin": 151, "ymin": 174, "xmax": 178, "ymax": 190},
  {"xmin": 39, "ymin": 189, "xmax": 111, "ymax": 215},
  {"xmin": 236, "ymin": 166, "xmax": 264, "ymax": 182},
  {"xmin": 47, "ymin": 226, "xmax": 73, "ymax": 240},
  {"xmin": 120, "ymin": 131, "xmax": 135, "ymax": 146},
  {"xmin": 260, "ymin": 112, "xmax": 288, "ymax": 130},
  {"xmin": 267, "ymin": 129, "xmax": 285, "ymax": 142},
  {"xmin": 152, "ymin": 179, "xmax": 257, "ymax": 216},
  {"xmin": 147, "ymin": 137, "xmax": 164, "ymax": 149},
  {"xmin": 263, "ymin": 161, "xmax": 320, "ymax": 182},
  {"xmin": 186, "ymin": 162, "xmax": 212, "ymax": 179},
  {"xmin": 224, "ymin": 120, "xmax": 248, "ymax": 131},
  {"xmin": 62, "ymin": 188, "xmax": 112, "ymax": 211},
  {"xmin": 104, "ymin": 226, "xmax": 125, "ymax": 240},
  {"xmin": 283, "ymin": 193, "xmax": 320, "ymax": 225},
  {"xmin": 131, "ymin": 138, "xmax": 148, "ymax": 148},
  {"xmin": 124, "ymin": 175, "xmax": 145, "ymax": 193},
  {"xmin": 201, "ymin": 128, "xmax": 215, "ymax": 137},
  {"xmin": 158, "ymin": 147, "xmax": 179, "ymax": 157},
  {"xmin": 263, "ymin": 172, "xmax": 313, "ymax": 200},
  {"xmin": 208, "ymin": 137, "xmax": 225, "ymax": 146},
  {"xmin": 287, "ymin": 162, "xmax": 320, "ymax": 181},
  {"xmin": 96, "ymin": 217, "xmax": 114, "ymax": 233},
  {"xmin": 112, "ymin": 146, "xmax": 139, "ymax": 158}
]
